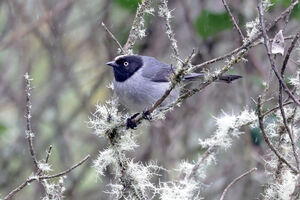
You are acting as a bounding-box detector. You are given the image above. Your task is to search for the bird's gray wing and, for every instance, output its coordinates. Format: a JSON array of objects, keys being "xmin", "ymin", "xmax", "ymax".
[
  {"xmin": 183, "ymin": 73, "xmax": 205, "ymax": 81},
  {"xmin": 140, "ymin": 56, "xmax": 242, "ymax": 83},
  {"xmin": 141, "ymin": 56, "xmax": 207, "ymax": 82},
  {"xmin": 141, "ymin": 56, "xmax": 175, "ymax": 82}
]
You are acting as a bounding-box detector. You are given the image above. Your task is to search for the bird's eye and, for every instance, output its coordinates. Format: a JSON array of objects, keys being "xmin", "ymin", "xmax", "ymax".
[{"xmin": 124, "ymin": 61, "xmax": 129, "ymax": 66}]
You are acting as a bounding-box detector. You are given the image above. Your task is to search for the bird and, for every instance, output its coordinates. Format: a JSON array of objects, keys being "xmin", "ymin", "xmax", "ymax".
[{"xmin": 106, "ymin": 54, "xmax": 241, "ymax": 128}]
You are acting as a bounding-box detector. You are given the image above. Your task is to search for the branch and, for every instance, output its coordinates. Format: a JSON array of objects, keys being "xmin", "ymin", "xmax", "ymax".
[
  {"xmin": 221, "ymin": 0, "xmax": 245, "ymax": 40},
  {"xmin": 193, "ymin": 0, "xmax": 299, "ymax": 70},
  {"xmin": 187, "ymin": 146, "xmax": 217, "ymax": 181},
  {"xmin": 262, "ymin": 100, "xmax": 298, "ymax": 118},
  {"xmin": 159, "ymin": 0, "xmax": 180, "ymax": 59},
  {"xmin": 45, "ymin": 145, "xmax": 53, "ymax": 164},
  {"xmin": 4, "ymin": 155, "xmax": 90, "ymax": 200},
  {"xmin": 192, "ymin": 35, "xmax": 295, "ymax": 71},
  {"xmin": 24, "ymin": 73, "xmax": 39, "ymax": 170},
  {"xmin": 123, "ymin": 0, "xmax": 153, "ymax": 54},
  {"xmin": 39, "ymin": 155, "xmax": 90, "ymax": 179},
  {"xmin": 278, "ymin": 30, "xmax": 300, "ymax": 171},
  {"xmin": 109, "ymin": 0, "xmax": 299, "ymax": 135},
  {"xmin": 4, "ymin": 74, "xmax": 90, "ymax": 200},
  {"xmin": 257, "ymin": 0, "xmax": 300, "ymax": 106},
  {"xmin": 176, "ymin": 49, "xmax": 246, "ymax": 105},
  {"xmin": 257, "ymin": 96, "xmax": 298, "ymax": 174},
  {"xmin": 219, "ymin": 167, "xmax": 257, "ymax": 200},
  {"xmin": 128, "ymin": 50, "xmax": 196, "ymax": 127},
  {"xmin": 282, "ymin": 0, "xmax": 296, "ymax": 32},
  {"xmin": 102, "ymin": 22, "xmax": 125, "ymax": 54}
]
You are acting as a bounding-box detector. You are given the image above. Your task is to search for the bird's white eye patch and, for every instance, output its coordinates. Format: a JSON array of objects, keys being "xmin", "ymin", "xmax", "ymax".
[{"xmin": 124, "ymin": 61, "xmax": 129, "ymax": 66}]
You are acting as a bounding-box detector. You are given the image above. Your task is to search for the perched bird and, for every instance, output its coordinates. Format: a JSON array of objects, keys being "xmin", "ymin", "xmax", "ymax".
[{"xmin": 106, "ymin": 54, "xmax": 242, "ymax": 114}]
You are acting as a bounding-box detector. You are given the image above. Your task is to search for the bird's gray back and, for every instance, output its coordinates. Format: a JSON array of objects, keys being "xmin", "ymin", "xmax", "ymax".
[{"xmin": 141, "ymin": 56, "xmax": 175, "ymax": 82}]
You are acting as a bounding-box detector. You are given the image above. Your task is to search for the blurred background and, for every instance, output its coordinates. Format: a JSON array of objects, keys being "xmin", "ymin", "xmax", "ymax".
[{"xmin": 0, "ymin": 0, "xmax": 299, "ymax": 199}]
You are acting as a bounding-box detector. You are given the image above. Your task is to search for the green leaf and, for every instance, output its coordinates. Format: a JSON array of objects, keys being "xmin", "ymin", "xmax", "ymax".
[
  {"xmin": 113, "ymin": 0, "xmax": 141, "ymax": 12},
  {"xmin": 0, "ymin": 123, "xmax": 7, "ymax": 133},
  {"xmin": 270, "ymin": 0, "xmax": 300, "ymax": 20},
  {"xmin": 250, "ymin": 127, "xmax": 262, "ymax": 146},
  {"xmin": 195, "ymin": 10, "xmax": 232, "ymax": 39}
]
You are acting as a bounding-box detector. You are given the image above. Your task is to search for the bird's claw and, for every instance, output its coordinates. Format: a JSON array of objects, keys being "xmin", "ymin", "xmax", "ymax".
[
  {"xmin": 142, "ymin": 110, "xmax": 152, "ymax": 120},
  {"xmin": 126, "ymin": 113, "xmax": 139, "ymax": 129}
]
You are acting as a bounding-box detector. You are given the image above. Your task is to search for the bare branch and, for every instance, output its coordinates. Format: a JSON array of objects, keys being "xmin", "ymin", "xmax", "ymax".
[
  {"xmin": 282, "ymin": 0, "xmax": 296, "ymax": 32},
  {"xmin": 219, "ymin": 168, "xmax": 257, "ymax": 200},
  {"xmin": 193, "ymin": 35, "xmax": 295, "ymax": 70},
  {"xmin": 24, "ymin": 73, "xmax": 39, "ymax": 170},
  {"xmin": 278, "ymin": 30, "xmax": 300, "ymax": 171},
  {"xmin": 193, "ymin": 0, "xmax": 299, "ymax": 70},
  {"xmin": 39, "ymin": 155, "xmax": 90, "ymax": 179},
  {"xmin": 177, "ymin": 49, "xmax": 246, "ymax": 105},
  {"xmin": 221, "ymin": 0, "xmax": 245, "ymax": 40},
  {"xmin": 4, "ymin": 155, "xmax": 90, "ymax": 200},
  {"xmin": 102, "ymin": 22, "xmax": 125, "ymax": 54},
  {"xmin": 187, "ymin": 146, "xmax": 216, "ymax": 181},
  {"xmin": 257, "ymin": 96, "xmax": 298, "ymax": 174},
  {"xmin": 4, "ymin": 178, "xmax": 33, "ymax": 200},
  {"xmin": 281, "ymin": 30, "xmax": 300, "ymax": 76},
  {"xmin": 262, "ymin": 100, "xmax": 298, "ymax": 118},
  {"xmin": 257, "ymin": 0, "xmax": 300, "ymax": 106},
  {"xmin": 4, "ymin": 74, "xmax": 90, "ymax": 200},
  {"xmin": 45, "ymin": 145, "xmax": 53, "ymax": 164}
]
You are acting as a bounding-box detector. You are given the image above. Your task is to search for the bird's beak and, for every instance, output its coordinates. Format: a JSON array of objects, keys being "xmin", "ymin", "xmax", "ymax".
[{"xmin": 106, "ymin": 61, "xmax": 117, "ymax": 67}]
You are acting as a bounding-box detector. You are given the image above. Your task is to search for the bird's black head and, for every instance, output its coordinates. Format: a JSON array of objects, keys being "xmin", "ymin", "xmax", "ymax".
[{"xmin": 106, "ymin": 55, "xmax": 143, "ymax": 82}]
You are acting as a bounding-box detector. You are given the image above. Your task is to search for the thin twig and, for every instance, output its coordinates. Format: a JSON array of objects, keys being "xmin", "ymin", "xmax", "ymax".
[
  {"xmin": 219, "ymin": 168, "xmax": 257, "ymax": 200},
  {"xmin": 192, "ymin": 35, "xmax": 294, "ymax": 71},
  {"xmin": 4, "ymin": 155, "xmax": 90, "ymax": 200},
  {"xmin": 257, "ymin": 96, "xmax": 298, "ymax": 174},
  {"xmin": 262, "ymin": 100, "xmax": 297, "ymax": 118},
  {"xmin": 177, "ymin": 50, "xmax": 246, "ymax": 105},
  {"xmin": 279, "ymin": 30, "xmax": 300, "ymax": 170},
  {"xmin": 3, "ymin": 178, "xmax": 33, "ymax": 200},
  {"xmin": 102, "ymin": 22, "xmax": 125, "ymax": 54},
  {"xmin": 257, "ymin": 0, "xmax": 300, "ymax": 106},
  {"xmin": 282, "ymin": 0, "xmax": 296, "ymax": 32},
  {"xmin": 39, "ymin": 155, "xmax": 90, "ymax": 179},
  {"xmin": 37, "ymin": 145, "xmax": 53, "ymax": 176},
  {"xmin": 45, "ymin": 145, "xmax": 53, "ymax": 164},
  {"xmin": 187, "ymin": 146, "xmax": 216, "ymax": 180},
  {"xmin": 281, "ymin": 30, "xmax": 300, "ymax": 75},
  {"xmin": 24, "ymin": 73, "xmax": 39, "ymax": 170},
  {"xmin": 221, "ymin": 0, "xmax": 245, "ymax": 40},
  {"xmin": 193, "ymin": 0, "xmax": 299, "ymax": 70}
]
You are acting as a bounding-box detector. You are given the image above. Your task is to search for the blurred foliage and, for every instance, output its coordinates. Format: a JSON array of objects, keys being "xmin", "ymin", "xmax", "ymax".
[
  {"xmin": 195, "ymin": 10, "xmax": 232, "ymax": 39},
  {"xmin": 250, "ymin": 127, "xmax": 262, "ymax": 146},
  {"xmin": 0, "ymin": 123, "xmax": 7, "ymax": 133},
  {"xmin": 113, "ymin": 0, "xmax": 141, "ymax": 12},
  {"xmin": 271, "ymin": 0, "xmax": 300, "ymax": 19}
]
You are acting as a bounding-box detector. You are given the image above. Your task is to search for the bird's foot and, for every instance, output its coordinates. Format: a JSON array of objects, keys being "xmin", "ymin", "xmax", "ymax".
[
  {"xmin": 142, "ymin": 110, "xmax": 152, "ymax": 121},
  {"xmin": 126, "ymin": 113, "xmax": 139, "ymax": 129}
]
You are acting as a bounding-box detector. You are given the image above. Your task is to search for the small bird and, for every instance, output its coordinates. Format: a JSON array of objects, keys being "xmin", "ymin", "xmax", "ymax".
[{"xmin": 106, "ymin": 54, "xmax": 242, "ymax": 114}]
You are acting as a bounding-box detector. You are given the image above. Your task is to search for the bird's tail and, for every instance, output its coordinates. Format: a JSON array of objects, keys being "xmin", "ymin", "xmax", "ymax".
[
  {"xmin": 184, "ymin": 73, "xmax": 242, "ymax": 83},
  {"xmin": 217, "ymin": 75, "xmax": 242, "ymax": 83}
]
